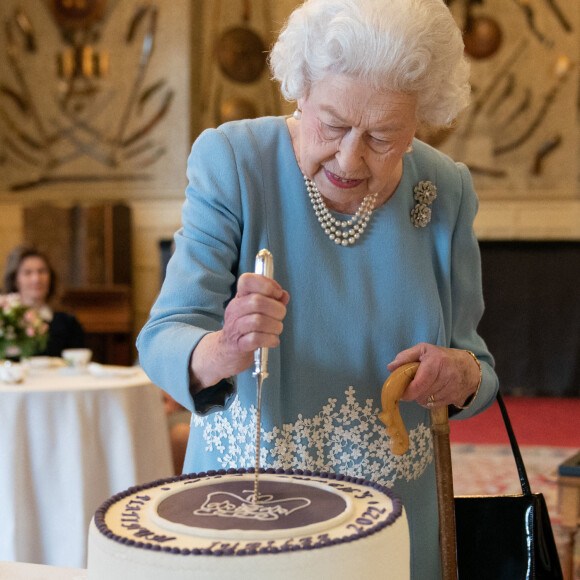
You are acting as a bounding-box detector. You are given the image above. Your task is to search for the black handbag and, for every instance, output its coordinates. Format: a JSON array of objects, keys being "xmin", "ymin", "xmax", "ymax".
[{"xmin": 454, "ymin": 392, "xmax": 564, "ymax": 579}]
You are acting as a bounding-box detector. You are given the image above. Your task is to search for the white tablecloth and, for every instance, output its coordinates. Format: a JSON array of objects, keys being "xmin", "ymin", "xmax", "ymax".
[{"xmin": 0, "ymin": 365, "xmax": 173, "ymax": 569}]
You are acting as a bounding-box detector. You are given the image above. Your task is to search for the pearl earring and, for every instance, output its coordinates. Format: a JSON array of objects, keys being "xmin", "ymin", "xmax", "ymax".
[
  {"xmin": 406, "ymin": 144, "xmax": 414, "ymax": 153},
  {"xmin": 293, "ymin": 108, "xmax": 302, "ymax": 120}
]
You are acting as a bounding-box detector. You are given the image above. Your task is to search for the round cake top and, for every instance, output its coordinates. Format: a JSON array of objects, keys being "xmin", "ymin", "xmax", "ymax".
[
  {"xmin": 94, "ymin": 468, "xmax": 403, "ymax": 557},
  {"xmin": 153, "ymin": 475, "xmax": 352, "ymax": 539}
]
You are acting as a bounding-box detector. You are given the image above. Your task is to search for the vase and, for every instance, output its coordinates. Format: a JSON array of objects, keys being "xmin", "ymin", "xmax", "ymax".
[
  {"xmin": 0, "ymin": 344, "xmax": 22, "ymax": 362},
  {"xmin": 1, "ymin": 338, "xmax": 40, "ymax": 362}
]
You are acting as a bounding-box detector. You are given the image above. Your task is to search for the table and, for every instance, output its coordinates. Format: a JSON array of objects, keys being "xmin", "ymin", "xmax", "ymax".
[
  {"xmin": 558, "ymin": 451, "xmax": 580, "ymax": 580},
  {"xmin": 0, "ymin": 561, "xmax": 86, "ymax": 580},
  {"xmin": 0, "ymin": 364, "xmax": 172, "ymax": 569}
]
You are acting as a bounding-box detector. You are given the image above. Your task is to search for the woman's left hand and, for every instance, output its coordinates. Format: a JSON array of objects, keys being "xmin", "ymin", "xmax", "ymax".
[{"xmin": 386, "ymin": 343, "xmax": 480, "ymax": 409}]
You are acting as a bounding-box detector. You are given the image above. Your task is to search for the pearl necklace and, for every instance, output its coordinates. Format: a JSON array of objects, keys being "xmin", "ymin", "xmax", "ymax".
[{"xmin": 304, "ymin": 175, "xmax": 378, "ymax": 246}]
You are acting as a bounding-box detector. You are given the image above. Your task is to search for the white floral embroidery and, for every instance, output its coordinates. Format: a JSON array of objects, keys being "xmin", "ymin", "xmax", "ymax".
[{"xmin": 192, "ymin": 386, "xmax": 433, "ymax": 488}]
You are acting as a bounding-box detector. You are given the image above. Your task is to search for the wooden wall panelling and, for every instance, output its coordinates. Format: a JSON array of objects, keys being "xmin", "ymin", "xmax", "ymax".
[
  {"xmin": 64, "ymin": 203, "xmax": 133, "ymax": 365},
  {"xmin": 109, "ymin": 204, "xmax": 132, "ymax": 285},
  {"xmin": 70, "ymin": 205, "xmax": 106, "ymax": 286},
  {"xmin": 69, "ymin": 203, "xmax": 132, "ymax": 286}
]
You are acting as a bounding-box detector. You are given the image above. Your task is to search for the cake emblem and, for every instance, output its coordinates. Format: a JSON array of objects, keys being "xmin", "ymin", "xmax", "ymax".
[{"xmin": 193, "ymin": 489, "xmax": 311, "ymax": 521}]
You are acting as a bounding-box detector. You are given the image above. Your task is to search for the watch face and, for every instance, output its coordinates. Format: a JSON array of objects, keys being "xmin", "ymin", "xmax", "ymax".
[{"xmin": 48, "ymin": 0, "xmax": 107, "ymax": 28}]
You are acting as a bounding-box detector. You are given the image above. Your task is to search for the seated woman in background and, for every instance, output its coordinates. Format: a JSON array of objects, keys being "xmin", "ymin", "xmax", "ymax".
[{"xmin": 3, "ymin": 245, "xmax": 85, "ymax": 357}]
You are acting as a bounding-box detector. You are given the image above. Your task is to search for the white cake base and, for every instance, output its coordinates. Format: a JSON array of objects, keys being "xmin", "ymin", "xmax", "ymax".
[{"xmin": 87, "ymin": 469, "xmax": 410, "ymax": 580}]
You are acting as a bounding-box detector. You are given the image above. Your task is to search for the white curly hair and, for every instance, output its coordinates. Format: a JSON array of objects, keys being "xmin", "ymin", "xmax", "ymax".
[{"xmin": 269, "ymin": 0, "xmax": 470, "ymax": 127}]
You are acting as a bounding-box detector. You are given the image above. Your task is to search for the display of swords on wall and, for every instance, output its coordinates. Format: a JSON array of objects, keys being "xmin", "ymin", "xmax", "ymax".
[
  {"xmin": 0, "ymin": 1, "xmax": 174, "ymax": 191},
  {"xmin": 201, "ymin": 0, "xmax": 281, "ymax": 130},
  {"xmin": 433, "ymin": 0, "xmax": 577, "ymax": 186}
]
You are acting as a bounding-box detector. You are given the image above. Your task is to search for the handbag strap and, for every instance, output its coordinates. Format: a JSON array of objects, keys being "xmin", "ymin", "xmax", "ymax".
[{"xmin": 496, "ymin": 391, "xmax": 532, "ymax": 496}]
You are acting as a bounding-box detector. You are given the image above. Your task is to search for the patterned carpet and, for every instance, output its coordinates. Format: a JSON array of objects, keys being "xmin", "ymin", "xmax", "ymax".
[{"xmin": 451, "ymin": 443, "xmax": 579, "ymax": 579}]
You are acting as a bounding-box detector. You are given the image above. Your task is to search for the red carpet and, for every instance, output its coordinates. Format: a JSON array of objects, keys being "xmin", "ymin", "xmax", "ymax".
[{"xmin": 450, "ymin": 396, "xmax": 580, "ymax": 447}]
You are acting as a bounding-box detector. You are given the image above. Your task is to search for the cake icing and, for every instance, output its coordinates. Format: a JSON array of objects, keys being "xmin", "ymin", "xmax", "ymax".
[{"xmin": 88, "ymin": 468, "xmax": 410, "ymax": 579}]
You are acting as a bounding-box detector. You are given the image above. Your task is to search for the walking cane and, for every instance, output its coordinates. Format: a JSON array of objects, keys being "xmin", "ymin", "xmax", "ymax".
[
  {"xmin": 379, "ymin": 363, "xmax": 458, "ymax": 580},
  {"xmin": 430, "ymin": 405, "xmax": 458, "ymax": 580}
]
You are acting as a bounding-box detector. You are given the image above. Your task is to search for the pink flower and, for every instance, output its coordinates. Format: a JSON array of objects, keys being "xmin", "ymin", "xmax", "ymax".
[{"xmin": 0, "ymin": 293, "xmax": 49, "ymax": 357}]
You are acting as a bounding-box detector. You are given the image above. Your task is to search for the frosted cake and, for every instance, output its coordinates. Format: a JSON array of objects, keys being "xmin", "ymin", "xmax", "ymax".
[{"xmin": 87, "ymin": 468, "xmax": 409, "ymax": 579}]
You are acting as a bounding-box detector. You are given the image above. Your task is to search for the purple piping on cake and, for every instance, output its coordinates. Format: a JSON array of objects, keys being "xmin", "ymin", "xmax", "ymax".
[{"xmin": 93, "ymin": 468, "xmax": 404, "ymax": 557}]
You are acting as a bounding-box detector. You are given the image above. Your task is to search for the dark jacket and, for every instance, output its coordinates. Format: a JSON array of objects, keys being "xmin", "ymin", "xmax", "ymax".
[{"xmin": 41, "ymin": 312, "xmax": 85, "ymax": 357}]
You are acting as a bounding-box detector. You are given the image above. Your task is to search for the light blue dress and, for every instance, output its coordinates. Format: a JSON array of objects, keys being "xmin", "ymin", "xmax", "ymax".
[{"xmin": 137, "ymin": 116, "xmax": 499, "ymax": 579}]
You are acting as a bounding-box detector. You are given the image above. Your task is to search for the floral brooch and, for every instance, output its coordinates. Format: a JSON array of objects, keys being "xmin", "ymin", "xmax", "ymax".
[{"xmin": 411, "ymin": 180, "xmax": 437, "ymax": 228}]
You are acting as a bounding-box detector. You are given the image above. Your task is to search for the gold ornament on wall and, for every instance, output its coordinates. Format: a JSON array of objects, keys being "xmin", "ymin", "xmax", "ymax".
[
  {"xmin": 48, "ymin": 0, "xmax": 108, "ymax": 29},
  {"xmin": 201, "ymin": 0, "xmax": 282, "ymax": 129}
]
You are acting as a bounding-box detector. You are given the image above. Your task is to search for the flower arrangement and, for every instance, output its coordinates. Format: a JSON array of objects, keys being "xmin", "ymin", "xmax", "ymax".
[{"xmin": 0, "ymin": 293, "xmax": 49, "ymax": 360}]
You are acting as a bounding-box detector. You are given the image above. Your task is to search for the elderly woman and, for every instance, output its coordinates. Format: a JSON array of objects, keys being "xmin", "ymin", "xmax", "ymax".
[
  {"xmin": 137, "ymin": 0, "xmax": 499, "ymax": 577},
  {"xmin": 3, "ymin": 245, "xmax": 85, "ymax": 357}
]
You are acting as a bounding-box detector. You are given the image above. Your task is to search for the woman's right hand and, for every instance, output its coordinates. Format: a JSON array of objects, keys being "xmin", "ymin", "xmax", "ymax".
[{"xmin": 189, "ymin": 273, "xmax": 290, "ymax": 392}]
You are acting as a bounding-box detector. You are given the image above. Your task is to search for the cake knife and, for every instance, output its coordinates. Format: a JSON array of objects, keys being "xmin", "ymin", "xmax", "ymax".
[{"xmin": 252, "ymin": 249, "xmax": 274, "ymax": 503}]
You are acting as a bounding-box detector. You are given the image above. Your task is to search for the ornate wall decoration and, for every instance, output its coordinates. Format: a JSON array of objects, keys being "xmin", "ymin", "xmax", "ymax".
[
  {"xmin": 0, "ymin": 0, "xmax": 190, "ymax": 198},
  {"xmin": 424, "ymin": 0, "xmax": 580, "ymax": 200}
]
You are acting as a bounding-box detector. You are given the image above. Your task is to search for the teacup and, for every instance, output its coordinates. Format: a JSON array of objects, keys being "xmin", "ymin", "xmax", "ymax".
[
  {"xmin": 26, "ymin": 356, "xmax": 53, "ymax": 370},
  {"xmin": 62, "ymin": 348, "xmax": 93, "ymax": 371},
  {"xmin": 0, "ymin": 361, "xmax": 26, "ymax": 384}
]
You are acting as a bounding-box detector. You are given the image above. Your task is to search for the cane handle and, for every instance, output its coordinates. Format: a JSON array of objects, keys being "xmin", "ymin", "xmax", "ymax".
[{"xmin": 378, "ymin": 362, "xmax": 419, "ymax": 455}]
